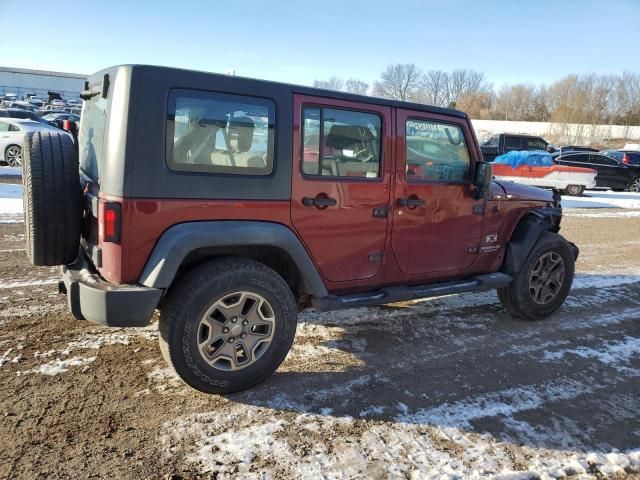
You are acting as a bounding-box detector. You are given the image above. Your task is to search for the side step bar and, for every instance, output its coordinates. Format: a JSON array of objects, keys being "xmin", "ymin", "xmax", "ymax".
[{"xmin": 311, "ymin": 272, "xmax": 512, "ymax": 312}]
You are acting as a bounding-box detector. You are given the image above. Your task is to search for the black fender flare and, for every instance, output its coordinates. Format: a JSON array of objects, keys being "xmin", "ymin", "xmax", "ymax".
[
  {"xmin": 138, "ymin": 221, "xmax": 328, "ymax": 297},
  {"xmin": 501, "ymin": 208, "xmax": 564, "ymax": 275}
]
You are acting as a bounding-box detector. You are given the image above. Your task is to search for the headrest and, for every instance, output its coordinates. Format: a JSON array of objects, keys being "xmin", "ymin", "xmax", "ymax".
[
  {"xmin": 325, "ymin": 124, "xmax": 373, "ymax": 149},
  {"xmin": 229, "ymin": 116, "xmax": 255, "ymax": 152}
]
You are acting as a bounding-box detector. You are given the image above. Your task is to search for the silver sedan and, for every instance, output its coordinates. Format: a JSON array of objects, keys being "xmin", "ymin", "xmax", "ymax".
[{"xmin": 0, "ymin": 118, "xmax": 66, "ymax": 167}]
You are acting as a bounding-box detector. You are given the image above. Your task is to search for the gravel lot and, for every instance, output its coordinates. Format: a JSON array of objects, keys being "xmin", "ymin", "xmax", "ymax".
[{"xmin": 0, "ymin": 189, "xmax": 639, "ymax": 479}]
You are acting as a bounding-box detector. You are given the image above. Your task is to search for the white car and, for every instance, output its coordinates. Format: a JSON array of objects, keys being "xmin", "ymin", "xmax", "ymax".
[{"xmin": 0, "ymin": 118, "xmax": 68, "ymax": 167}]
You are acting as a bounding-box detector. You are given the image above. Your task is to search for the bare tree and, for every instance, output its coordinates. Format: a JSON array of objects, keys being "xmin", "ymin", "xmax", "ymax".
[
  {"xmin": 313, "ymin": 77, "xmax": 344, "ymax": 91},
  {"xmin": 446, "ymin": 69, "xmax": 491, "ymax": 105},
  {"xmin": 373, "ymin": 64, "xmax": 422, "ymax": 101},
  {"xmin": 421, "ymin": 70, "xmax": 449, "ymax": 106},
  {"xmin": 344, "ymin": 79, "xmax": 369, "ymax": 95},
  {"xmin": 456, "ymin": 91, "xmax": 493, "ymax": 119}
]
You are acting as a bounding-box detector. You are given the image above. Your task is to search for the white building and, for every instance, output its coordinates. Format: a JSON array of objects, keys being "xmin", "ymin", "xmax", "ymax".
[{"xmin": 0, "ymin": 66, "xmax": 87, "ymax": 101}]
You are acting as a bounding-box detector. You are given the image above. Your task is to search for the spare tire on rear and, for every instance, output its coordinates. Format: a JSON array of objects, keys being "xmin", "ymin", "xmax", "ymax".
[{"xmin": 23, "ymin": 131, "xmax": 83, "ymax": 266}]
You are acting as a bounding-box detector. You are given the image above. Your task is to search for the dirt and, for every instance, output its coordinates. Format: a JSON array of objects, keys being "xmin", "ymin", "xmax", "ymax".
[{"xmin": 0, "ymin": 211, "xmax": 639, "ymax": 479}]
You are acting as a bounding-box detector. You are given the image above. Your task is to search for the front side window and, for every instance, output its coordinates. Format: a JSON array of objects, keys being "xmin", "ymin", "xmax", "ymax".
[
  {"xmin": 591, "ymin": 155, "xmax": 617, "ymax": 166},
  {"xmin": 302, "ymin": 106, "xmax": 381, "ymax": 178},
  {"xmin": 405, "ymin": 119, "xmax": 470, "ymax": 182},
  {"xmin": 0, "ymin": 121, "xmax": 9, "ymax": 132},
  {"xmin": 168, "ymin": 90, "xmax": 275, "ymax": 175}
]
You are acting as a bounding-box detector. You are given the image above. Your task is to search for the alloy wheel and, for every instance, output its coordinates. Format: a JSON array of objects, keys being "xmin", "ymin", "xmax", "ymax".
[
  {"xmin": 631, "ymin": 178, "xmax": 640, "ymax": 193},
  {"xmin": 196, "ymin": 291, "xmax": 275, "ymax": 371},
  {"xmin": 6, "ymin": 146, "xmax": 21, "ymax": 167},
  {"xmin": 528, "ymin": 252, "xmax": 565, "ymax": 305}
]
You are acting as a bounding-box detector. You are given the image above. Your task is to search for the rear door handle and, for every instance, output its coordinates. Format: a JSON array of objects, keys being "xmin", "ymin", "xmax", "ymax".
[
  {"xmin": 302, "ymin": 196, "xmax": 337, "ymax": 208},
  {"xmin": 397, "ymin": 197, "xmax": 425, "ymax": 208}
]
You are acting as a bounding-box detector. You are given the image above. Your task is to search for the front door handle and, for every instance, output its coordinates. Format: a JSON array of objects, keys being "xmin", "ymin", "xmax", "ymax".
[
  {"xmin": 397, "ymin": 197, "xmax": 425, "ymax": 208},
  {"xmin": 302, "ymin": 196, "xmax": 337, "ymax": 208}
]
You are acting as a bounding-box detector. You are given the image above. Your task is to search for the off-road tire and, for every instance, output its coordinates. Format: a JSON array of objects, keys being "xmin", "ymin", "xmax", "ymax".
[
  {"xmin": 564, "ymin": 184, "xmax": 584, "ymax": 196},
  {"xmin": 22, "ymin": 131, "xmax": 83, "ymax": 266},
  {"xmin": 498, "ymin": 231, "xmax": 574, "ymax": 321},
  {"xmin": 159, "ymin": 257, "xmax": 297, "ymax": 394}
]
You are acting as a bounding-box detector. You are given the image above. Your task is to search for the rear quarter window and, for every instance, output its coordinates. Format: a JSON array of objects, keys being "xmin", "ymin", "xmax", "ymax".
[{"xmin": 167, "ymin": 90, "xmax": 275, "ymax": 176}]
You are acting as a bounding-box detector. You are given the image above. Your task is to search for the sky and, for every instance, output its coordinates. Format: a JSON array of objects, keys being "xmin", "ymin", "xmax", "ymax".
[{"xmin": 2, "ymin": 0, "xmax": 639, "ymax": 89}]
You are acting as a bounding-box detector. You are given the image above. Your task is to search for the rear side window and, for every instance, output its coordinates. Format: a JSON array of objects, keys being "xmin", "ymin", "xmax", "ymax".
[
  {"xmin": 405, "ymin": 119, "xmax": 470, "ymax": 182},
  {"xmin": 602, "ymin": 151, "xmax": 623, "ymax": 162},
  {"xmin": 167, "ymin": 90, "xmax": 275, "ymax": 175},
  {"xmin": 302, "ymin": 106, "xmax": 381, "ymax": 179},
  {"xmin": 524, "ymin": 137, "xmax": 547, "ymax": 150}
]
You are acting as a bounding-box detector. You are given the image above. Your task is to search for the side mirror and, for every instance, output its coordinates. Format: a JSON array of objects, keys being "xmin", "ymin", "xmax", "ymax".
[{"xmin": 473, "ymin": 162, "xmax": 493, "ymax": 199}]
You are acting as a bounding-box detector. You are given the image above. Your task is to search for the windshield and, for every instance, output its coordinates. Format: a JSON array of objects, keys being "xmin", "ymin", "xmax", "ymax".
[
  {"xmin": 78, "ymin": 96, "xmax": 107, "ymax": 181},
  {"xmin": 482, "ymin": 134, "xmax": 499, "ymax": 147}
]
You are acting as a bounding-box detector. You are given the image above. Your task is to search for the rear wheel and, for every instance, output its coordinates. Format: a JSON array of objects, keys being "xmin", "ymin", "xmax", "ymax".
[
  {"xmin": 629, "ymin": 177, "xmax": 640, "ymax": 193},
  {"xmin": 564, "ymin": 184, "xmax": 584, "ymax": 196},
  {"xmin": 498, "ymin": 231, "xmax": 574, "ymax": 321},
  {"xmin": 159, "ymin": 258, "xmax": 297, "ymax": 394},
  {"xmin": 5, "ymin": 145, "xmax": 21, "ymax": 167}
]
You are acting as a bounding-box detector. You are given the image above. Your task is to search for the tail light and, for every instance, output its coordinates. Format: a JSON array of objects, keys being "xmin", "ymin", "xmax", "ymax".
[
  {"xmin": 102, "ymin": 202, "xmax": 122, "ymax": 243},
  {"xmin": 622, "ymin": 153, "xmax": 630, "ymax": 164}
]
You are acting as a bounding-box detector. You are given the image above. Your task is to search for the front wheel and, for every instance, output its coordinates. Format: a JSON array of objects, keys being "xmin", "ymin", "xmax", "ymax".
[
  {"xmin": 159, "ymin": 257, "xmax": 297, "ymax": 394},
  {"xmin": 629, "ymin": 177, "xmax": 640, "ymax": 193},
  {"xmin": 5, "ymin": 145, "xmax": 21, "ymax": 167},
  {"xmin": 498, "ymin": 231, "xmax": 575, "ymax": 321}
]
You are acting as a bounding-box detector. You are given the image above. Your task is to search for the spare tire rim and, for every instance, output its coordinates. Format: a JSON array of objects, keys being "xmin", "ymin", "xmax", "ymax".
[
  {"xmin": 197, "ymin": 291, "xmax": 275, "ymax": 371},
  {"xmin": 528, "ymin": 252, "xmax": 565, "ymax": 305},
  {"xmin": 631, "ymin": 178, "xmax": 640, "ymax": 193},
  {"xmin": 6, "ymin": 146, "xmax": 21, "ymax": 166}
]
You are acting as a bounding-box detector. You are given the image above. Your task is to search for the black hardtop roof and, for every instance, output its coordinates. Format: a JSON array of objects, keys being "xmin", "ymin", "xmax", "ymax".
[{"xmin": 92, "ymin": 64, "xmax": 468, "ymax": 120}]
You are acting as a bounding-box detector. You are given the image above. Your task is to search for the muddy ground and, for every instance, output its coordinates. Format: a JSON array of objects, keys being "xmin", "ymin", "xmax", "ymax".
[{"xmin": 0, "ymin": 209, "xmax": 639, "ymax": 479}]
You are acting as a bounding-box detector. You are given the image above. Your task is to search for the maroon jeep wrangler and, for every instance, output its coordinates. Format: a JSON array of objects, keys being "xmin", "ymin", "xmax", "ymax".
[{"xmin": 22, "ymin": 65, "xmax": 577, "ymax": 394}]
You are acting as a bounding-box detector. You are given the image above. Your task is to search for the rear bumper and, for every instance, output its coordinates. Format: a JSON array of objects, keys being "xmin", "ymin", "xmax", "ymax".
[{"xmin": 62, "ymin": 253, "xmax": 163, "ymax": 327}]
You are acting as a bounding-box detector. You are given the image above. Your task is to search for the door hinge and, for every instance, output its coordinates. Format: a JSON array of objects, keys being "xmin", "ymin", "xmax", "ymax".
[
  {"xmin": 467, "ymin": 244, "xmax": 480, "ymax": 254},
  {"xmin": 372, "ymin": 205, "xmax": 389, "ymax": 218},
  {"xmin": 368, "ymin": 252, "xmax": 384, "ymax": 263}
]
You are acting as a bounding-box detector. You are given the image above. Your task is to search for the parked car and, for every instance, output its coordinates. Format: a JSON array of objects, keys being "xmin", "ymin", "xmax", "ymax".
[
  {"xmin": 555, "ymin": 152, "xmax": 640, "ymax": 192},
  {"xmin": 600, "ymin": 149, "xmax": 640, "ymax": 167},
  {"xmin": 0, "ymin": 118, "xmax": 67, "ymax": 166},
  {"xmin": 27, "ymin": 97, "xmax": 45, "ymax": 107},
  {"xmin": 42, "ymin": 112, "xmax": 80, "ymax": 129},
  {"xmin": 480, "ymin": 133, "xmax": 549, "ymax": 161},
  {"xmin": 21, "ymin": 64, "xmax": 578, "ymax": 394},
  {"xmin": 6, "ymin": 101, "xmax": 37, "ymax": 112},
  {"xmin": 0, "ymin": 108, "xmax": 56, "ymax": 127},
  {"xmin": 492, "ymin": 150, "xmax": 596, "ymax": 196},
  {"xmin": 51, "ymin": 99, "xmax": 66, "ymax": 107},
  {"xmin": 550, "ymin": 145, "xmax": 599, "ymax": 158},
  {"xmin": 65, "ymin": 98, "xmax": 82, "ymax": 106}
]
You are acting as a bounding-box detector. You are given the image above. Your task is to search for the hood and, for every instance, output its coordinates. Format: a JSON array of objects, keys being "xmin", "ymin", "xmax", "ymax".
[{"xmin": 492, "ymin": 180, "xmax": 553, "ymax": 203}]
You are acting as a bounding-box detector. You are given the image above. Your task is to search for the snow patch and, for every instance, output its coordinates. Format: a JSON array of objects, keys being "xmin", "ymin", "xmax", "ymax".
[
  {"xmin": 561, "ymin": 190, "xmax": 640, "ymax": 209},
  {"xmin": 565, "ymin": 209, "xmax": 640, "ymax": 218},
  {"xmin": 0, "ymin": 278, "xmax": 58, "ymax": 289},
  {"xmin": 34, "ymin": 356, "xmax": 96, "ymax": 375},
  {"xmin": 162, "ymin": 406, "xmax": 640, "ymax": 479},
  {"xmin": 0, "ymin": 166, "xmax": 21, "ymax": 177},
  {"xmin": 542, "ymin": 336, "xmax": 640, "ymax": 370}
]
